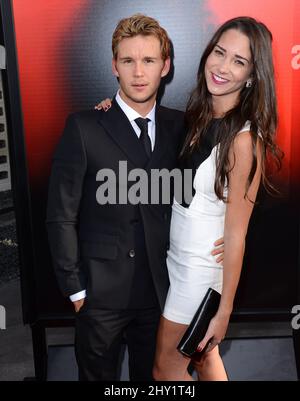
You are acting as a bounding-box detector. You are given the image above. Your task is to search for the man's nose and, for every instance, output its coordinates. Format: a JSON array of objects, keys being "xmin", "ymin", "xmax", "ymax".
[{"xmin": 133, "ymin": 61, "xmax": 144, "ymax": 77}]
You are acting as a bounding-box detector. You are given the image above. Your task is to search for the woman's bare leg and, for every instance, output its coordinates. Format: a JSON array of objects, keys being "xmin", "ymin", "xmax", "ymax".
[
  {"xmin": 153, "ymin": 316, "xmax": 228, "ymax": 381},
  {"xmin": 153, "ymin": 316, "xmax": 194, "ymax": 381},
  {"xmin": 193, "ymin": 346, "xmax": 228, "ymax": 381}
]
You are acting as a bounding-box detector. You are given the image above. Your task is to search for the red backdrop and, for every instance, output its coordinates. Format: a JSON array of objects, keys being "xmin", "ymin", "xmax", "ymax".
[{"xmin": 11, "ymin": 0, "xmax": 300, "ymax": 188}]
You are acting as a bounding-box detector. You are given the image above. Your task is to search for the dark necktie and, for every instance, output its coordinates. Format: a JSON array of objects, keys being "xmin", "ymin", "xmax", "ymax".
[{"xmin": 134, "ymin": 117, "xmax": 152, "ymax": 158}]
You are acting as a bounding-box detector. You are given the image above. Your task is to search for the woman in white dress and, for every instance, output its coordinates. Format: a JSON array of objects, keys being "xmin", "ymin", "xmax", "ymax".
[{"xmin": 153, "ymin": 16, "xmax": 282, "ymax": 381}]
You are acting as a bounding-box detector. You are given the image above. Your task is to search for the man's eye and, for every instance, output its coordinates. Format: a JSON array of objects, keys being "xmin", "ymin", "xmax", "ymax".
[
  {"xmin": 145, "ymin": 59, "xmax": 154, "ymax": 63},
  {"xmin": 123, "ymin": 60, "xmax": 132, "ymax": 64}
]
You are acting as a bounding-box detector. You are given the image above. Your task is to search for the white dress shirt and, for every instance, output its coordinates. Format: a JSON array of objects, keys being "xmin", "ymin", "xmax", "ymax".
[
  {"xmin": 115, "ymin": 90, "xmax": 156, "ymax": 150},
  {"xmin": 70, "ymin": 92, "xmax": 157, "ymax": 302}
]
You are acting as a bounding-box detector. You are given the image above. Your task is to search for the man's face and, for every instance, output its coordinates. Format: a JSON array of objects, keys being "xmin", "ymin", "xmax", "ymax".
[{"xmin": 112, "ymin": 35, "xmax": 170, "ymax": 109}]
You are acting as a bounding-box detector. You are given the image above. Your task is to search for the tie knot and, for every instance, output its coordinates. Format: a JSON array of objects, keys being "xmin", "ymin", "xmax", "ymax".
[{"xmin": 135, "ymin": 117, "xmax": 150, "ymax": 132}]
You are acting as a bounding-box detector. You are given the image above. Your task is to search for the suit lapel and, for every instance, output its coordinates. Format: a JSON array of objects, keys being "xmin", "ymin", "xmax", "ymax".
[
  {"xmin": 98, "ymin": 99, "xmax": 148, "ymax": 167},
  {"xmin": 98, "ymin": 100, "xmax": 173, "ymax": 169}
]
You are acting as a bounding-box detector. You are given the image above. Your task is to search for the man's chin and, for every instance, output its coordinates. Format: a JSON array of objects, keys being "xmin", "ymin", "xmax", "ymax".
[{"xmin": 128, "ymin": 93, "xmax": 156, "ymax": 104}]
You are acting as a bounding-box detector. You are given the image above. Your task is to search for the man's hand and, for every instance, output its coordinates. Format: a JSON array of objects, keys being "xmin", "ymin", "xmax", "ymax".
[
  {"xmin": 211, "ymin": 237, "xmax": 224, "ymax": 264},
  {"xmin": 73, "ymin": 298, "xmax": 85, "ymax": 313}
]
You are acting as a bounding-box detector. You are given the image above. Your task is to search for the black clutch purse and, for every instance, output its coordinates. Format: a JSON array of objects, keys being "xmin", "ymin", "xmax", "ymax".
[{"xmin": 177, "ymin": 288, "xmax": 221, "ymax": 358}]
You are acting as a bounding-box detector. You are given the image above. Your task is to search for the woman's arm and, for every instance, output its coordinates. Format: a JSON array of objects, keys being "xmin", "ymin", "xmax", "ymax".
[
  {"xmin": 198, "ymin": 131, "xmax": 262, "ymax": 352},
  {"xmin": 219, "ymin": 131, "xmax": 262, "ymax": 316}
]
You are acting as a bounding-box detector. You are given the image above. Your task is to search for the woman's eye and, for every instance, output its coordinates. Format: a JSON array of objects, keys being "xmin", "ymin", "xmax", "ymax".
[
  {"xmin": 214, "ymin": 49, "xmax": 223, "ymax": 56},
  {"xmin": 235, "ymin": 59, "xmax": 245, "ymax": 66}
]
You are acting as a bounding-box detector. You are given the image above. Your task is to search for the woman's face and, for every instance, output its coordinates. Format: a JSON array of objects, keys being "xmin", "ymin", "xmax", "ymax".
[{"xmin": 205, "ymin": 29, "xmax": 253, "ymax": 112}]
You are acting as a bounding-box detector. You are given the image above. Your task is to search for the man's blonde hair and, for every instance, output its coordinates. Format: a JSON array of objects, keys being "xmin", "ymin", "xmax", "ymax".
[{"xmin": 112, "ymin": 14, "xmax": 171, "ymax": 61}]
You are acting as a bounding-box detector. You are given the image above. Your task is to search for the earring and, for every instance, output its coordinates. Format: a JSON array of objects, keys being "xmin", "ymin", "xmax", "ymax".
[{"xmin": 246, "ymin": 80, "xmax": 252, "ymax": 88}]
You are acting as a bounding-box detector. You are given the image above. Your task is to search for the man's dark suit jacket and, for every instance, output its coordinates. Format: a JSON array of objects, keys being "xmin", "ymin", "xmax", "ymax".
[{"xmin": 46, "ymin": 100, "xmax": 185, "ymax": 310}]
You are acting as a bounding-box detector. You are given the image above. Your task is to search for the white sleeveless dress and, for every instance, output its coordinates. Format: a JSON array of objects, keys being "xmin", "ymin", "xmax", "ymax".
[{"xmin": 163, "ymin": 121, "xmax": 251, "ymax": 325}]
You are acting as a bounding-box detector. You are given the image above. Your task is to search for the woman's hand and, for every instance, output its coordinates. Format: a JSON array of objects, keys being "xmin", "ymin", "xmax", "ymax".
[
  {"xmin": 211, "ymin": 237, "xmax": 224, "ymax": 264},
  {"xmin": 197, "ymin": 311, "xmax": 230, "ymax": 353},
  {"xmin": 94, "ymin": 98, "xmax": 112, "ymax": 111}
]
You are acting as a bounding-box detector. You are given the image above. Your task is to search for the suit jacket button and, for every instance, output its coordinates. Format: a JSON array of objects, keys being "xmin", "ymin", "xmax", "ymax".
[{"xmin": 128, "ymin": 249, "xmax": 135, "ymax": 258}]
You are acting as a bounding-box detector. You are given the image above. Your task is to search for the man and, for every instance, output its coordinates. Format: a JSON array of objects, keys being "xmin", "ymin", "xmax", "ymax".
[{"xmin": 47, "ymin": 14, "xmax": 222, "ymax": 381}]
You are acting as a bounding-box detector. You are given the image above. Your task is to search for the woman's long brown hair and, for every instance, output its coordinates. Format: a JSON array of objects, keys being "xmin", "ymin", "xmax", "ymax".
[{"xmin": 182, "ymin": 16, "xmax": 283, "ymax": 201}]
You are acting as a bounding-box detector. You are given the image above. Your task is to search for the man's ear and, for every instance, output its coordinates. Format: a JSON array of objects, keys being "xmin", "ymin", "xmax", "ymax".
[
  {"xmin": 112, "ymin": 58, "xmax": 119, "ymax": 77},
  {"xmin": 161, "ymin": 57, "xmax": 171, "ymax": 78}
]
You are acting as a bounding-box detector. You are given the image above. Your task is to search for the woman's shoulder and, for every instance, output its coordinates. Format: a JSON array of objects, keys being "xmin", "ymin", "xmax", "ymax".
[
  {"xmin": 238, "ymin": 120, "xmax": 251, "ymax": 134},
  {"xmin": 237, "ymin": 121, "xmax": 262, "ymax": 138}
]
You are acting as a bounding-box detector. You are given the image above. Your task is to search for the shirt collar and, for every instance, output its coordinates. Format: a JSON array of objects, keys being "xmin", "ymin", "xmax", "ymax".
[{"xmin": 116, "ymin": 90, "xmax": 156, "ymax": 123}]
